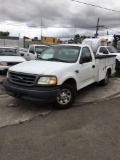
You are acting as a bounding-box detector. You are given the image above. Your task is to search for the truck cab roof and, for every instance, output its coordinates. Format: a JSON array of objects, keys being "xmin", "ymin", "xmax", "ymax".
[
  {"xmin": 49, "ymin": 44, "xmax": 89, "ymax": 48},
  {"xmin": 29, "ymin": 44, "xmax": 49, "ymax": 47}
]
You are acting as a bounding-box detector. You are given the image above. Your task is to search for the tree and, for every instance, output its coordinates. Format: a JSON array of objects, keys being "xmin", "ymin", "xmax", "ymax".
[
  {"xmin": 32, "ymin": 37, "xmax": 39, "ymax": 41},
  {"xmin": 68, "ymin": 39, "xmax": 74, "ymax": 44},
  {"xmin": 57, "ymin": 38, "xmax": 63, "ymax": 44},
  {"xmin": 34, "ymin": 37, "xmax": 38, "ymax": 41},
  {"xmin": 23, "ymin": 36, "xmax": 29, "ymax": 39},
  {"xmin": 74, "ymin": 34, "xmax": 91, "ymax": 43},
  {"xmin": 74, "ymin": 34, "xmax": 81, "ymax": 43},
  {"xmin": 0, "ymin": 31, "xmax": 10, "ymax": 36}
]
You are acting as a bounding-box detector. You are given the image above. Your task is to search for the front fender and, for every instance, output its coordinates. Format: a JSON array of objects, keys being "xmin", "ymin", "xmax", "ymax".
[{"xmin": 57, "ymin": 74, "xmax": 78, "ymax": 90}]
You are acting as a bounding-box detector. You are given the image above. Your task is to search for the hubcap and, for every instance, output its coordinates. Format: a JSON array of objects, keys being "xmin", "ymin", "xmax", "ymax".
[{"xmin": 57, "ymin": 89, "xmax": 72, "ymax": 105}]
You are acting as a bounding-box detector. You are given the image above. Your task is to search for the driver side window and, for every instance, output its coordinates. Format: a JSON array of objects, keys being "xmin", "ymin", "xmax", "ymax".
[
  {"xmin": 99, "ymin": 47, "xmax": 108, "ymax": 54},
  {"xmin": 80, "ymin": 47, "xmax": 92, "ymax": 63},
  {"xmin": 29, "ymin": 46, "xmax": 35, "ymax": 54}
]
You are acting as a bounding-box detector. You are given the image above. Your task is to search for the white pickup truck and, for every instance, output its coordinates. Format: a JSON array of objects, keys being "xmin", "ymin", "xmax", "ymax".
[
  {"xmin": 82, "ymin": 38, "xmax": 120, "ymax": 69},
  {"xmin": 96, "ymin": 46, "xmax": 120, "ymax": 69},
  {"xmin": 4, "ymin": 44, "xmax": 116, "ymax": 109},
  {"xmin": 20, "ymin": 44, "xmax": 49, "ymax": 60}
]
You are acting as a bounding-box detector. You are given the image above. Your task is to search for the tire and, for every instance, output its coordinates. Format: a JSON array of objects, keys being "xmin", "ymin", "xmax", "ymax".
[
  {"xmin": 53, "ymin": 83, "xmax": 76, "ymax": 110},
  {"xmin": 100, "ymin": 70, "xmax": 110, "ymax": 86}
]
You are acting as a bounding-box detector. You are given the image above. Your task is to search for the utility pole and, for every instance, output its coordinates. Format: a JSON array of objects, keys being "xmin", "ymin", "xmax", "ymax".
[
  {"xmin": 18, "ymin": 33, "xmax": 20, "ymax": 47},
  {"xmin": 41, "ymin": 19, "xmax": 42, "ymax": 43},
  {"xmin": 74, "ymin": 24, "xmax": 76, "ymax": 39},
  {"xmin": 95, "ymin": 18, "xmax": 99, "ymax": 38},
  {"xmin": 95, "ymin": 18, "xmax": 104, "ymax": 38}
]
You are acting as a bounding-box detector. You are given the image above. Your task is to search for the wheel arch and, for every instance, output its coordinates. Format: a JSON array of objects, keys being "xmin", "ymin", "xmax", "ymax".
[
  {"xmin": 62, "ymin": 78, "xmax": 77, "ymax": 91},
  {"xmin": 106, "ymin": 67, "xmax": 111, "ymax": 77}
]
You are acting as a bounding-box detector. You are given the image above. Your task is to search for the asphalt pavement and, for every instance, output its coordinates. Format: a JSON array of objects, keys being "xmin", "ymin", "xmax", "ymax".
[
  {"xmin": 0, "ymin": 97, "xmax": 120, "ymax": 160},
  {"xmin": 0, "ymin": 74, "xmax": 120, "ymax": 128}
]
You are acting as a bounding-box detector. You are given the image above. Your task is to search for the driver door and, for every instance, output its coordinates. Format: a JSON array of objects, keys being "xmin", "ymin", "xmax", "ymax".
[
  {"xmin": 78, "ymin": 47, "xmax": 96, "ymax": 89},
  {"xmin": 29, "ymin": 46, "xmax": 36, "ymax": 60}
]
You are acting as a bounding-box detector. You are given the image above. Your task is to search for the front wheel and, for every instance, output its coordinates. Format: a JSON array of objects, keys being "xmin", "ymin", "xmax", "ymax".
[
  {"xmin": 100, "ymin": 70, "xmax": 110, "ymax": 86},
  {"xmin": 53, "ymin": 83, "xmax": 76, "ymax": 110}
]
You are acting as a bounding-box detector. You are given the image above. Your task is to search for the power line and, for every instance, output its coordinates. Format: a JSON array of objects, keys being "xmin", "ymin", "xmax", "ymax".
[
  {"xmin": 0, "ymin": 22, "xmax": 97, "ymax": 29},
  {"xmin": 1, "ymin": 21, "xmax": 120, "ymax": 34},
  {"xmin": 71, "ymin": 0, "xmax": 120, "ymax": 13},
  {"xmin": 0, "ymin": 22, "xmax": 27, "ymax": 27}
]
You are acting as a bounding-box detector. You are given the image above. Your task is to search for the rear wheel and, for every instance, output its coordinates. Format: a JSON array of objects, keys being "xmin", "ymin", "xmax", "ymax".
[
  {"xmin": 53, "ymin": 83, "xmax": 76, "ymax": 109},
  {"xmin": 100, "ymin": 70, "xmax": 110, "ymax": 86},
  {"xmin": 115, "ymin": 60, "xmax": 119, "ymax": 70}
]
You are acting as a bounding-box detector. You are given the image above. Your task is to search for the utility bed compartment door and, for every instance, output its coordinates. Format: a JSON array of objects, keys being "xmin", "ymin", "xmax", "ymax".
[
  {"xmin": 106, "ymin": 56, "xmax": 115, "ymax": 66},
  {"xmin": 96, "ymin": 59, "xmax": 106, "ymax": 81},
  {"xmin": 95, "ymin": 56, "xmax": 116, "ymax": 82}
]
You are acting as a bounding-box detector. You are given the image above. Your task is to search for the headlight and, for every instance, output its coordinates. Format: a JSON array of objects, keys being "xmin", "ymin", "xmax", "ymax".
[
  {"xmin": 0, "ymin": 62, "xmax": 7, "ymax": 66},
  {"xmin": 37, "ymin": 76, "xmax": 57, "ymax": 85}
]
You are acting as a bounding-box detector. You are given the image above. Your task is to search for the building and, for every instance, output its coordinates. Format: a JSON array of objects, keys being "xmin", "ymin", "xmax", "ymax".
[
  {"xmin": 0, "ymin": 36, "xmax": 23, "ymax": 48},
  {"xmin": 41, "ymin": 36, "xmax": 58, "ymax": 44}
]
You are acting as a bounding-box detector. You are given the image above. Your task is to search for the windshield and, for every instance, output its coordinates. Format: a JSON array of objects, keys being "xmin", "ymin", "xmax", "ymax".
[
  {"xmin": 39, "ymin": 46, "xmax": 80, "ymax": 63},
  {"xmin": 35, "ymin": 46, "xmax": 48, "ymax": 54},
  {"xmin": 107, "ymin": 46, "xmax": 118, "ymax": 53},
  {"xmin": 0, "ymin": 48, "xmax": 19, "ymax": 56}
]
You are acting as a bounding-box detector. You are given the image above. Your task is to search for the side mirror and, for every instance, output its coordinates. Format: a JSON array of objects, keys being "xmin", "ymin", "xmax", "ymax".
[
  {"xmin": 80, "ymin": 57, "xmax": 91, "ymax": 64},
  {"xmin": 29, "ymin": 50, "xmax": 35, "ymax": 54},
  {"xmin": 21, "ymin": 53, "xmax": 24, "ymax": 56},
  {"xmin": 37, "ymin": 54, "xmax": 41, "ymax": 57}
]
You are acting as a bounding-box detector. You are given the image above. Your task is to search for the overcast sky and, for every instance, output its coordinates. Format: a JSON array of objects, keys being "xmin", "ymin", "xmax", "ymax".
[{"xmin": 0, "ymin": 0, "xmax": 120, "ymax": 39}]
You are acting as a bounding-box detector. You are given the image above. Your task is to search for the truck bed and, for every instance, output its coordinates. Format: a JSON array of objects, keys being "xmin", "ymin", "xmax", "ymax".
[
  {"xmin": 95, "ymin": 55, "xmax": 116, "ymax": 82},
  {"xmin": 95, "ymin": 55, "xmax": 116, "ymax": 59}
]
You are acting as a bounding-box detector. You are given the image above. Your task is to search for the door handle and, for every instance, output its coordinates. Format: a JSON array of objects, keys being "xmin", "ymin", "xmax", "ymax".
[
  {"xmin": 75, "ymin": 70, "xmax": 79, "ymax": 74},
  {"xmin": 92, "ymin": 65, "xmax": 95, "ymax": 68}
]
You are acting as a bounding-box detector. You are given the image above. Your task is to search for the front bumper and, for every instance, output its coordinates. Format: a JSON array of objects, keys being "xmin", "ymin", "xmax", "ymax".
[
  {"xmin": 0, "ymin": 62, "xmax": 24, "ymax": 71},
  {"xmin": 0, "ymin": 66, "xmax": 9, "ymax": 71},
  {"xmin": 3, "ymin": 79, "xmax": 60, "ymax": 103}
]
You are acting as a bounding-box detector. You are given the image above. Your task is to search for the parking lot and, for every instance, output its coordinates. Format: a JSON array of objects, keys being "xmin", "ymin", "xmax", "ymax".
[
  {"xmin": 1, "ymin": 89, "xmax": 120, "ymax": 160},
  {"xmin": 1, "ymin": 73, "xmax": 120, "ymax": 128}
]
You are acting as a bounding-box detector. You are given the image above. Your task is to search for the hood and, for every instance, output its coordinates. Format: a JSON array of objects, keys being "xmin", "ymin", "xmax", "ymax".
[
  {"xmin": 9, "ymin": 60, "xmax": 72, "ymax": 75},
  {"xmin": 110, "ymin": 53, "xmax": 120, "ymax": 59},
  {"xmin": 0, "ymin": 56, "xmax": 26, "ymax": 62}
]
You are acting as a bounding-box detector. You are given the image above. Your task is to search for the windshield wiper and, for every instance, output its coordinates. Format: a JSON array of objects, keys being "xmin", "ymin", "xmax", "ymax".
[
  {"xmin": 46, "ymin": 58, "xmax": 68, "ymax": 62},
  {"xmin": 7, "ymin": 54, "xmax": 18, "ymax": 56}
]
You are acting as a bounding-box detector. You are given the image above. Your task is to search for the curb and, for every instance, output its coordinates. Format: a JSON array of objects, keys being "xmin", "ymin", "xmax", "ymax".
[{"xmin": 74, "ymin": 91, "xmax": 120, "ymax": 106}]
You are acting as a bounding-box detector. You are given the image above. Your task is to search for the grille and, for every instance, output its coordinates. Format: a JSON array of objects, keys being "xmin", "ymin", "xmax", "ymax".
[{"xmin": 9, "ymin": 72, "xmax": 37, "ymax": 86}]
